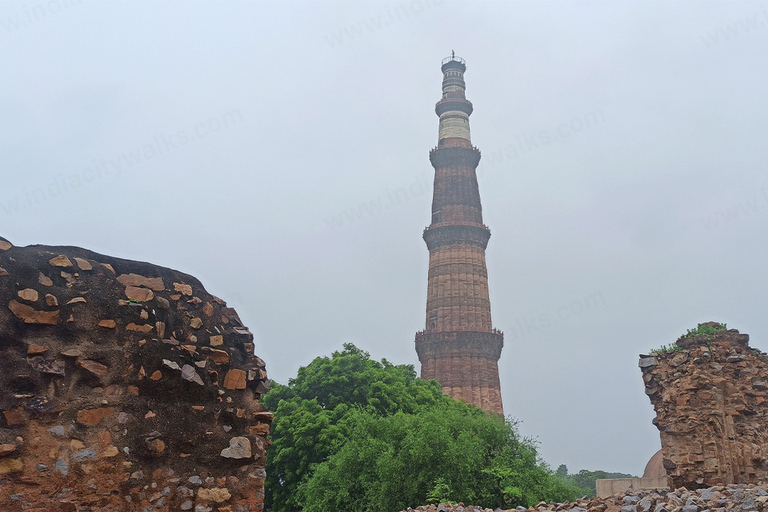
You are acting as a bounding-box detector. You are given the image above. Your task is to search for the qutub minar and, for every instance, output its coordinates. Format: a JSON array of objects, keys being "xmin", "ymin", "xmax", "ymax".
[{"xmin": 415, "ymin": 54, "xmax": 504, "ymax": 415}]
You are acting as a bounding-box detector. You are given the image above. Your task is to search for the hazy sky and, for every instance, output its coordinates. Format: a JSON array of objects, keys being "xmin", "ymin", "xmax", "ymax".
[{"xmin": 2, "ymin": 0, "xmax": 767, "ymax": 476}]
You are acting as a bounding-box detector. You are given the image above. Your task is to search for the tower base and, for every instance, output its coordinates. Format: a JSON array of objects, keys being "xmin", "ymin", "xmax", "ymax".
[{"xmin": 415, "ymin": 330, "xmax": 504, "ymax": 415}]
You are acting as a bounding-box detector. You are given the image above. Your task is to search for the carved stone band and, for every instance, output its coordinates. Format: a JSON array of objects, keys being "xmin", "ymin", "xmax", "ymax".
[
  {"xmin": 435, "ymin": 99, "xmax": 474, "ymax": 116},
  {"xmin": 423, "ymin": 223, "xmax": 491, "ymax": 250},
  {"xmin": 426, "ymin": 296, "xmax": 490, "ymax": 310},
  {"xmin": 429, "ymin": 146, "xmax": 481, "ymax": 168},
  {"xmin": 428, "ymin": 262, "xmax": 488, "ymax": 279},
  {"xmin": 415, "ymin": 330, "xmax": 504, "ymax": 361}
]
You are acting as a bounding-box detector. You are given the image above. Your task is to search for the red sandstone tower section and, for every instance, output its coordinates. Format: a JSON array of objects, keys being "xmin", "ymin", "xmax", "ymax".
[{"xmin": 415, "ymin": 55, "xmax": 504, "ymax": 415}]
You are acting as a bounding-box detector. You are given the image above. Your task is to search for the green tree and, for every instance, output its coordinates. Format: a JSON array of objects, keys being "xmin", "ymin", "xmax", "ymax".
[
  {"xmin": 264, "ymin": 343, "xmax": 581, "ymax": 512},
  {"xmin": 263, "ymin": 344, "xmax": 449, "ymax": 511}
]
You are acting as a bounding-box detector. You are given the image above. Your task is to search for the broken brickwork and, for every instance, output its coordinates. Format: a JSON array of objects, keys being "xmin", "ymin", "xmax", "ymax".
[
  {"xmin": 0, "ymin": 237, "xmax": 271, "ymax": 511},
  {"xmin": 640, "ymin": 323, "xmax": 768, "ymax": 489}
]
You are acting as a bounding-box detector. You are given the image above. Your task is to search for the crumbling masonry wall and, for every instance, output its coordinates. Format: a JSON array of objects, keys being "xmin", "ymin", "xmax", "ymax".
[
  {"xmin": 0, "ymin": 237, "xmax": 271, "ymax": 512},
  {"xmin": 640, "ymin": 324, "xmax": 768, "ymax": 489}
]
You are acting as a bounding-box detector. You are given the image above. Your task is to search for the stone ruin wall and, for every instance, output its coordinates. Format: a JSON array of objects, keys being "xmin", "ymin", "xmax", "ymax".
[
  {"xmin": 640, "ymin": 323, "xmax": 768, "ymax": 490},
  {"xmin": 0, "ymin": 237, "xmax": 271, "ymax": 512}
]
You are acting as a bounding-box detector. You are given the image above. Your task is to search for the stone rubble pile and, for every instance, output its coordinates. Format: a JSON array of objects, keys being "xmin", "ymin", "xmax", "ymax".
[
  {"xmin": 528, "ymin": 484, "xmax": 768, "ymax": 512},
  {"xmin": 405, "ymin": 484, "xmax": 768, "ymax": 512},
  {"xmin": 0, "ymin": 237, "xmax": 270, "ymax": 512}
]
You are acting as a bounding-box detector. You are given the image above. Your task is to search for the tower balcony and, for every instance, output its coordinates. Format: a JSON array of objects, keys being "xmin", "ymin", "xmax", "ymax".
[
  {"xmin": 441, "ymin": 55, "xmax": 466, "ymax": 72},
  {"xmin": 414, "ymin": 329, "xmax": 503, "ymax": 361},
  {"xmin": 422, "ymin": 222, "xmax": 491, "ymax": 250},
  {"xmin": 429, "ymin": 145, "xmax": 481, "ymax": 168},
  {"xmin": 435, "ymin": 98, "xmax": 473, "ymax": 116},
  {"xmin": 416, "ymin": 327, "xmax": 504, "ymax": 338}
]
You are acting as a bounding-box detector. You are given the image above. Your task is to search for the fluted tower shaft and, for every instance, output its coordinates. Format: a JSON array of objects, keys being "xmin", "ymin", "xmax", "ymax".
[{"xmin": 415, "ymin": 56, "xmax": 504, "ymax": 415}]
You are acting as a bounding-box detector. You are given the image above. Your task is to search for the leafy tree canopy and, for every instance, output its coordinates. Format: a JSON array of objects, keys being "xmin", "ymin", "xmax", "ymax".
[{"xmin": 264, "ymin": 343, "xmax": 581, "ymax": 512}]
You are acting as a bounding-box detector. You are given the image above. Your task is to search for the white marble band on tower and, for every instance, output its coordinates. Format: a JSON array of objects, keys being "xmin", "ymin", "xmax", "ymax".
[
  {"xmin": 439, "ymin": 113, "xmax": 471, "ymax": 142},
  {"xmin": 438, "ymin": 56, "xmax": 472, "ymax": 144}
]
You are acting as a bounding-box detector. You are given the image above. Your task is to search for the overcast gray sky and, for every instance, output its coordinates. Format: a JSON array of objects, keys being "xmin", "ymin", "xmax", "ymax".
[{"xmin": 2, "ymin": 0, "xmax": 767, "ymax": 476}]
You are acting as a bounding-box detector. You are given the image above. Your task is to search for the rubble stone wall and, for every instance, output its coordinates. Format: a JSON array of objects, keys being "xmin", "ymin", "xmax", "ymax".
[
  {"xmin": 640, "ymin": 323, "xmax": 768, "ymax": 489},
  {"xmin": 0, "ymin": 237, "xmax": 270, "ymax": 512}
]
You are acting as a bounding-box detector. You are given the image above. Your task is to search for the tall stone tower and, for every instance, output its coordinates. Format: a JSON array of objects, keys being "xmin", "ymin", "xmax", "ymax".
[{"xmin": 414, "ymin": 55, "xmax": 504, "ymax": 415}]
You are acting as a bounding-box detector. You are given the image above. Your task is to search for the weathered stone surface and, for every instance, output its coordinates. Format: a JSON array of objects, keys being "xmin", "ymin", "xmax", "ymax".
[
  {"xmin": 17, "ymin": 288, "xmax": 39, "ymax": 301},
  {"xmin": 163, "ymin": 359, "xmax": 181, "ymax": 371},
  {"xmin": 181, "ymin": 364, "xmax": 204, "ymax": 385},
  {"xmin": 203, "ymin": 347, "xmax": 230, "ymax": 364},
  {"xmin": 173, "ymin": 282, "xmax": 193, "ymax": 296},
  {"xmin": 125, "ymin": 285, "xmax": 154, "ymax": 301},
  {"xmin": 48, "ymin": 254, "xmax": 73, "ymax": 267},
  {"xmin": 38, "ymin": 272, "xmax": 53, "ymax": 286},
  {"xmin": 223, "ymin": 368, "xmax": 247, "ymax": 390},
  {"xmin": 126, "ymin": 322, "xmax": 153, "ymax": 332},
  {"xmin": 198, "ymin": 487, "xmax": 232, "ymax": 503},
  {"xmin": 246, "ymin": 423, "xmax": 271, "ymax": 436},
  {"xmin": 8, "ymin": 300, "xmax": 59, "ymax": 324},
  {"xmin": 0, "ymin": 239, "xmax": 11, "ymax": 251},
  {"xmin": 3, "ymin": 408, "xmax": 25, "ymax": 425},
  {"xmin": 0, "ymin": 237, "xmax": 271, "ymax": 511},
  {"xmin": 73, "ymin": 257, "xmax": 93, "ymax": 270},
  {"xmin": 77, "ymin": 359, "xmax": 109, "ymax": 376},
  {"xmin": 0, "ymin": 457, "xmax": 23, "ymax": 475},
  {"xmin": 147, "ymin": 438, "xmax": 166, "ymax": 453},
  {"xmin": 116, "ymin": 273, "xmax": 165, "ymax": 291},
  {"xmin": 252, "ymin": 411, "xmax": 274, "ymax": 423},
  {"xmin": 642, "ymin": 323, "xmax": 768, "ymax": 489},
  {"xmin": 0, "ymin": 444, "xmax": 16, "ymax": 456},
  {"xmin": 27, "ymin": 343, "xmax": 49, "ymax": 355},
  {"xmin": 77, "ymin": 407, "xmax": 115, "ymax": 425},
  {"xmin": 220, "ymin": 436, "xmax": 252, "ymax": 459}
]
